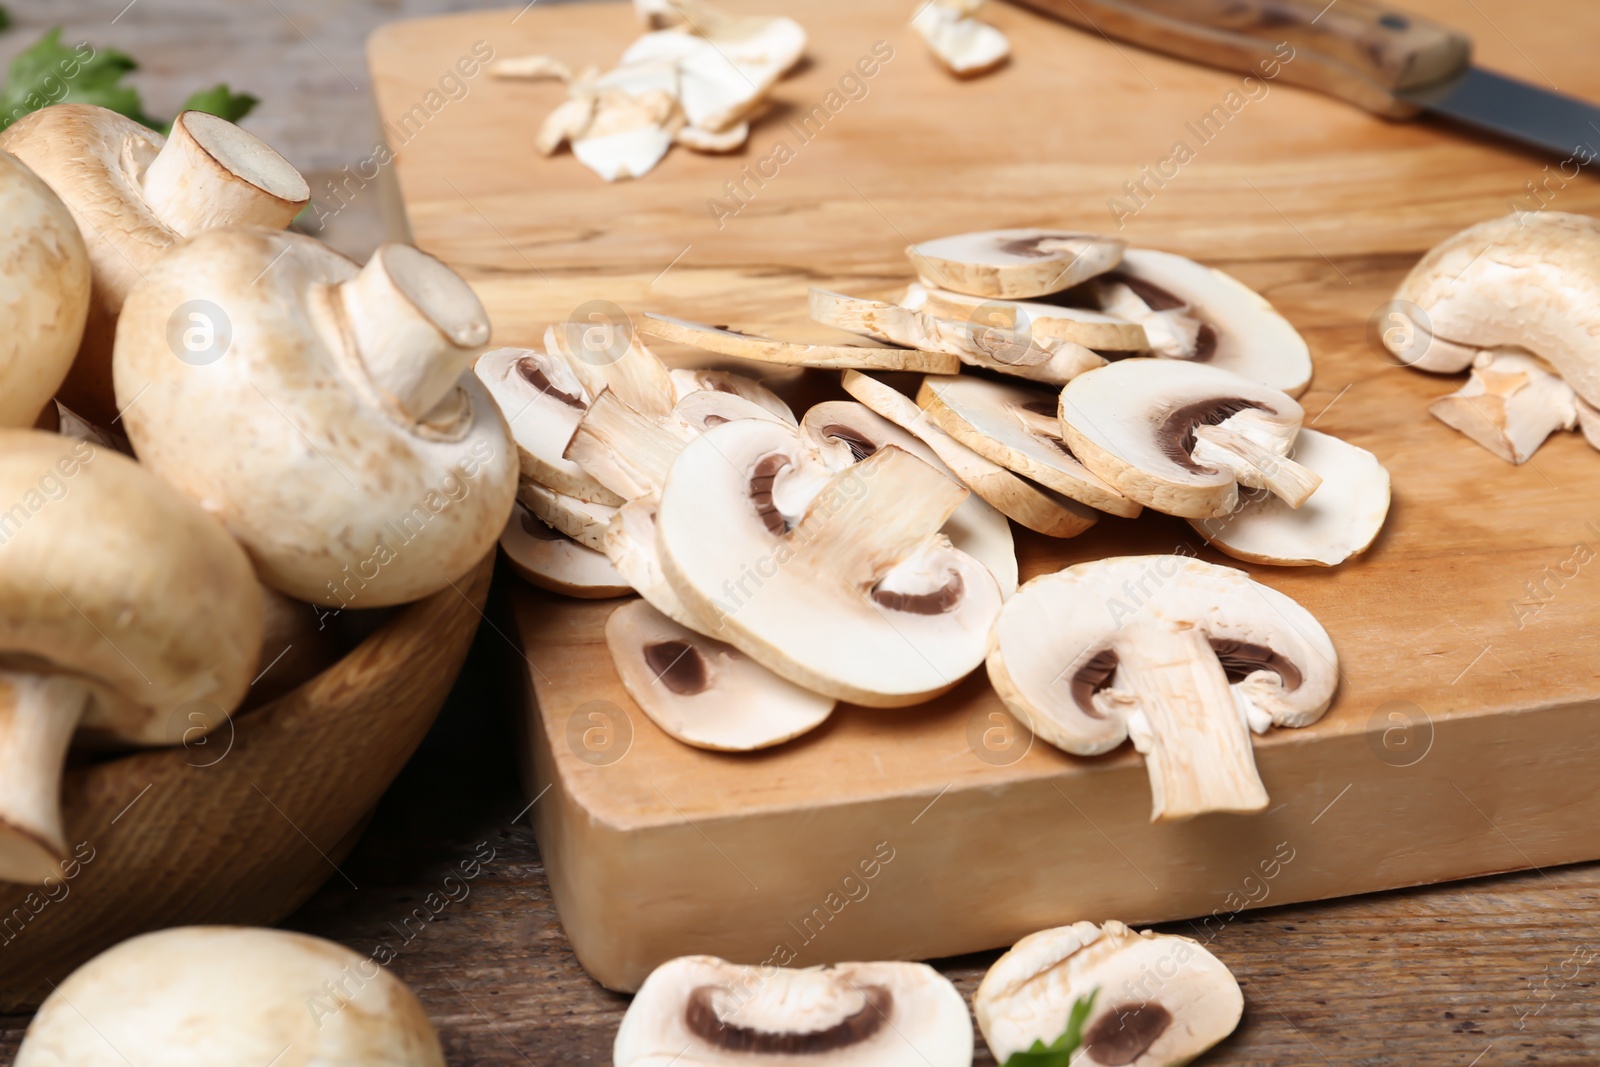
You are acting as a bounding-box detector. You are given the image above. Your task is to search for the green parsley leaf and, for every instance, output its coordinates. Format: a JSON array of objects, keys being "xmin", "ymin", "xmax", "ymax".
[
  {"xmin": 0, "ymin": 8, "xmax": 12, "ymax": 33},
  {"xmin": 166, "ymin": 83, "xmax": 258, "ymax": 131},
  {"xmin": 1000, "ymin": 990, "xmax": 1099, "ymax": 1067}
]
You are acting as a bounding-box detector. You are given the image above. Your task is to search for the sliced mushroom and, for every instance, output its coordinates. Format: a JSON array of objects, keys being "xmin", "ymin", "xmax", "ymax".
[
  {"xmin": 475, "ymin": 347, "xmax": 624, "ymax": 505},
  {"xmin": 15, "ymin": 927, "xmax": 445, "ymax": 1066},
  {"xmin": 622, "ymin": 4, "xmax": 806, "ymax": 132},
  {"xmin": 519, "ymin": 480, "xmax": 618, "ymax": 551},
  {"xmin": 1059, "ymin": 359, "xmax": 1320, "ymax": 519},
  {"xmin": 657, "ymin": 419, "xmax": 1002, "ymax": 706},
  {"xmin": 1427, "ymin": 351, "xmax": 1579, "ymax": 465},
  {"xmin": 988, "ymin": 555, "xmax": 1337, "ymax": 819},
  {"xmin": 545, "ymin": 320, "xmax": 677, "ymax": 419},
  {"xmin": 1191, "ymin": 429, "xmax": 1391, "ymax": 567},
  {"xmin": 975, "ymin": 920, "xmax": 1242, "ymax": 1067},
  {"xmin": 670, "ymin": 367, "xmax": 796, "ymax": 423},
  {"xmin": 604, "ymin": 498, "xmax": 713, "ymax": 629},
  {"xmin": 800, "ymin": 400, "xmax": 1018, "ymax": 597},
  {"xmin": 642, "ymin": 314, "xmax": 961, "ymax": 373},
  {"xmin": 607, "ymin": 600, "xmax": 834, "ymax": 750},
  {"xmin": 565, "ymin": 388, "xmax": 689, "ymax": 502},
  {"xmin": 841, "ymin": 370, "xmax": 1099, "ymax": 538},
  {"xmin": 1, "ymin": 105, "xmax": 308, "ymax": 425},
  {"xmin": 574, "ymin": 121, "xmax": 678, "ymax": 182},
  {"xmin": 907, "ymin": 229, "xmax": 1125, "ymax": 300},
  {"xmin": 908, "ymin": 283, "xmax": 1147, "ymax": 351},
  {"xmin": 676, "ymin": 121, "xmax": 751, "ymax": 152},
  {"xmin": 615, "ymin": 955, "xmax": 972, "ymax": 1067},
  {"xmin": 502, "ymin": 501, "xmax": 632, "ymax": 598},
  {"xmin": 912, "ymin": 0, "xmax": 1011, "ymax": 78},
  {"xmin": 1082, "ymin": 250, "xmax": 1313, "ymax": 396},
  {"xmin": 917, "ymin": 375, "xmax": 1140, "ymax": 517}
]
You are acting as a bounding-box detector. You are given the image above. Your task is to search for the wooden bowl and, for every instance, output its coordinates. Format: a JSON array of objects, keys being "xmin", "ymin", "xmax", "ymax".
[{"xmin": 0, "ymin": 555, "xmax": 494, "ymax": 1009}]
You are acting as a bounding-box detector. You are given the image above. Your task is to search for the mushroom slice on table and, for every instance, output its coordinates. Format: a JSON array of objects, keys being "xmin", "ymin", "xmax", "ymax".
[
  {"xmin": 607, "ymin": 600, "xmax": 834, "ymax": 750},
  {"xmin": 657, "ymin": 419, "xmax": 1003, "ymax": 706},
  {"xmin": 801, "ymin": 400, "xmax": 1018, "ymax": 597},
  {"xmin": 0, "ymin": 149, "xmax": 90, "ymax": 429},
  {"xmin": 1059, "ymin": 358, "xmax": 1321, "ymax": 519},
  {"xmin": 671, "ymin": 367, "xmax": 796, "ymax": 423},
  {"xmin": 642, "ymin": 314, "xmax": 961, "ymax": 373},
  {"xmin": 565, "ymin": 389, "xmax": 689, "ymax": 502},
  {"xmin": 907, "ymin": 229, "xmax": 1125, "ymax": 300},
  {"xmin": 918, "ymin": 375, "xmax": 1141, "ymax": 517},
  {"xmin": 908, "ymin": 282, "xmax": 1148, "ymax": 351},
  {"xmin": 502, "ymin": 501, "xmax": 633, "ymax": 598},
  {"xmin": 0, "ymin": 432, "xmax": 260, "ymax": 882},
  {"xmin": 912, "ymin": 0, "xmax": 1011, "ymax": 78},
  {"xmin": 474, "ymin": 347, "xmax": 624, "ymax": 505},
  {"xmin": 987, "ymin": 555, "xmax": 1337, "ymax": 820},
  {"xmin": 842, "ymin": 370, "xmax": 1099, "ymax": 538},
  {"xmin": 1428, "ymin": 350, "xmax": 1580, "ymax": 464},
  {"xmin": 545, "ymin": 319, "xmax": 678, "ymax": 419},
  {"xmin": 520, "ymin": 480, "xmax": 619, "ymax": 551},
  {"xmin": 15, "ymin": 927, "xmax": 445, "ymax": 1066},
  {"xmin": 114, "ymin": 231, "xmax": 518, "ymax": 606},
  {"xmin": 615, "ymin": 955, "xmax": 972, "ymax": 1067},
  {"xmin": 975, "ymin": 920, "xmax": 1242, "ymax": 1067},
  {"xmin": 1, "ymin": 105, "xmax": 309, "ymax": 425},
  {"xmin": 1192, "ymin": 428, "xmax": 1391, "ymax": 567}
]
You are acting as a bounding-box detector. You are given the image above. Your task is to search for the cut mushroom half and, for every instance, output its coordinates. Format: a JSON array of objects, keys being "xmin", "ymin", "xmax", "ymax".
[
  {"xmin": 842, "ymin": 370, "xmax": 1099, "ymax": 538},
  {"xmin": 1191, "ymin": 429, "xmax": 1391, "ymax": 567},
  {"xmin": 518, "ymin": 480, "xmax": 618, "ymax": 551},
  {"xmin": 975, "ymin": 920, "xmax": 1243, "ymax": 1067},
  {"xmin": 800, "ymin": 400, "xmax": 1018, "ymax": 597},
  {"xmin": 917, "ymin": 375, "xmax": 1140, "ymax": 517},
  {"xmin": 475, "ymin": 347, "xmax": 624, "ymax": 505},
  {"xmin": 642, "ymin": 314, "xmax": 960, "ymax": 373},
  {"xmin": 912, "ymin": 0, "xmax": 1011, "ymax": 78},
  {"xmin": 907, "ymin": 229, "xmax": 1125, "ymax": 300},
  {"xmin": 908, "ymin": 283, "xmax": 1147, "ymax": 351},
  {"xmin": 1059, "ymin": 359, "xmax": 1320, "ymax": 519},
  {"xmin": 501, "ymin": 502, "xmax": 632, "ymax": 598},
  {"xmin": 607, "ymin": 600, "xmax": 834, "ymax": 750},
  {"xmin": 1428, "ymin": 351, "xmax": 1580, "ymax": 465},
  {"xmin": 657, "ymin": 419, "xmax": 1003, "ymax": 706},
  {"xmin": 988, "ymin": 555, "xmax": 1337, "ymax": 820},
  {"xmin": 615, "ymin": 955, "xmax": 972, "ymax": 1067}
]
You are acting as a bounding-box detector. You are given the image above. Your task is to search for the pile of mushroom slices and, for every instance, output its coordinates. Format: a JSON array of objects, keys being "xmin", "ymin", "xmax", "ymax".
[
  {"xmin": 1384, "ymin": 211, "xmax": 1600, "ymax": 465},
  {"xmin": 491, "ymin": 0, "xmax": 806, "ymax": 180},
  {"xmin": 0, "ymin": 103, "xmax": 519, "ymax": 883},
  {"xmin": 614, "ymin": 920, "xmax": 1242, "ymax": 1067}
]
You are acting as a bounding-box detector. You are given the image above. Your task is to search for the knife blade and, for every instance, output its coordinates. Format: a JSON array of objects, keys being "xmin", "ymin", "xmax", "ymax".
[{"xmin": 1009, "ymin": 0, "xmax": 1600, "ymax": 160}]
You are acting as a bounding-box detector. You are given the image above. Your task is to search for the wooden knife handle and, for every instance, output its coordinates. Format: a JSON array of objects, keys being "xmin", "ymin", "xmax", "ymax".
[{"xmin": 1012, "ymin": 0, "xmax": 1473, "ymax": 117}]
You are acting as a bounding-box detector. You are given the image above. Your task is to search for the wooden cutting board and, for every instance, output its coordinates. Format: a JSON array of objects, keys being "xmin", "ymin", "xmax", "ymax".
[{"xmin": 369, "ymin": 0, "xmax": 1600, "ymax": 993}]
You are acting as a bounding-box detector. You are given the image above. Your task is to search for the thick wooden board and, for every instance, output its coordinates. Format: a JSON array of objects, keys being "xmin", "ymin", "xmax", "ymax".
[{"xmin": 370, "ymin": 0, "xmax": 1600, "ymax": 991}]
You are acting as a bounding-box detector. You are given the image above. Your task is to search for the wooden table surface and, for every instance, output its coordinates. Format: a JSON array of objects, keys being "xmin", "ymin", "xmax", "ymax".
[{"xmin": 4, "ymin": 2, "xmax": 1600, "ymax": 1064}]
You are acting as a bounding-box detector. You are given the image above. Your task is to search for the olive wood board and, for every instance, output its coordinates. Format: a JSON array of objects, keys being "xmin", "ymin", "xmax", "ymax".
[{"xmin": 369, "ymin": 0, "xmax": 1600, "ymax": 991}]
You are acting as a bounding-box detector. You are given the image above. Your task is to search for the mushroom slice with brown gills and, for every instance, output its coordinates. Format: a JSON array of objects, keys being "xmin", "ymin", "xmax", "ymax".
[
  {"xmin": 502, "ymin": 501, "xmax": 632, "ymax": 598},
  {"xmin": 671, "ymin": 367, "xmax": 796, "ymax": 423},
  {"xmin": 842, "ymin": 370, "xmax": 1099, "ymax": 538},
  {"xmin": 1087, "ymin": 249, "xmax": 1313, "ymax": 397},
  {"xmin": 607, "ymin": 600, "xmax": 834, "ymax": 750},
  {"xmin": 474, "ymin": 347, "xmax": 624, "ymax": 505},
  {"xmin": 657, "ymin": 418, "xmax": 1003, "ymax": 706},
  {"xmin": 545, "ymin": 319, "xmax": 678, "ymax": 419},
  {"xmin": 907, "ymin": 283, "xmax": 1147, "ymax": 351},
  {"xmin": 975, "ymin": 920, "xmax": 1242, "ymax": 1067},
  {"xmin": 907, "ymin": 228, "xmax": 1125, "ymax": 300},
  {"xmin": 988, "ymin": 555, "xmax": 1336, "ymax": 819},
  {"xmin": 1059, "ymin": 358, "xmax": 1321, "ymax": 519},
  {"xmin": 801, "ymin": 400, "xmax": 1018, "ymax": 597},
  {"xmin": 912, "ymin": 0, "xmax": 1011, "ymax": 78},
  {"xmin": 641, "ymin": 313, "xmax": 961, "ymax": 373},
  {"xmin": 918, "ymin": 375, "xmax": 1140, "ymax": 518},
  {"xmin": 615, "ymin": 955, "xmax": 972, "ymax": 1067},
  {"xmin": 519, "ymin": 480, "xmax": 618, "ymax": 551},
  {"xmin": 1192, "ymin": 428, "xmax": 1391, "ymax": 567},
  {"xmin": 1, "ymin": 105, "xmax": 309, "ymax": 425}
]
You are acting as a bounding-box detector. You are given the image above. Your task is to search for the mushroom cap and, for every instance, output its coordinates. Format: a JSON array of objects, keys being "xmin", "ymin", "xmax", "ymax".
[
  {"xmin": 0, "ymin": 431, "xmax": 260, "ymax": 743},
  {"xmin": 642, "ymin": 314, "xmax": 961, "ymax": 373},
  {"xmin": 15, "ymin": 926, "xmax": 445, "ymax": 1067},
  {"xmin": 502, "ymin": 501, "xmax": 633, "ymax": 597},
  {"xmin": 475, "ymin": 347, "xmax": 624, "ymax": 505},
  {"xmin": 1191, "ymin": 428, "xmax": 1391, "ymax": 567},
  {"xmin": 1393, "ymin": 212, "xmax": 1600, "ymax": 400},
  {"xmin": 800, "ymin": 399, "xmax": 1018, "ymax": 597},
  {"xmin": 907, "ymin": 228, "xmax": 1125, "ymax": 300},
  {"xmin": 657, "ymin": 418, "xmax": 1003, "ymax": 706},
  {"xmin": 113, "ymin": 228, "xmax": 518, "ymax": 606},
  {"xmin": 615, "ymin": 955, "xmax": 972, "ymax": 1067},
  {"xmin": 607, "ymin": 599, "xmax": 834, "ymax": 750},
  {"xmin": 975, "ymin": 920, "xmax": 1242, "ymax": 1066},
  {"xmin": 986, "ymin": 555, "xmax": 1337, "ymax": 756},
  {"xmin": 1058, "ymin": 358, "xmax": 1307, "ymax": 519},
  {"xmin": 0, "ymin": 150, "xmax": 90, "ymax": 428},
  {"xmin": 918, "ymin": 375, "xmax": 1140, "ymax": 517}
]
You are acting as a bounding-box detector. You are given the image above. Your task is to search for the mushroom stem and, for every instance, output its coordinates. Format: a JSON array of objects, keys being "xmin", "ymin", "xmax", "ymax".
[
  {"xmin": 340, "ymin": 244, "xmax": 491, "ymax": 421},
  {"xmin": 141, "ymin": 111, "xmax": 310, "ymax": 238},
  {"xmin": 1192, "ymin": 424, "xmax": 1321, "ymax": 508},
  {"xmin": 0, "ymin": 671, "xmax": 91, "ymax": 882},
  {"xmin": 1428, "ymin": 353, "xmax": 1579, "ymax": 464},
  {"xmin": 1115, "ymin": 623, "xmax": 1269, "ymax": 821}
]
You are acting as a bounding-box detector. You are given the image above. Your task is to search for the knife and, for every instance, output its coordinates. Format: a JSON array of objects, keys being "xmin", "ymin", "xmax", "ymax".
[{"xmin": 1009, "ymin": 0, "xmax": 1600, "ymax": 161}]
